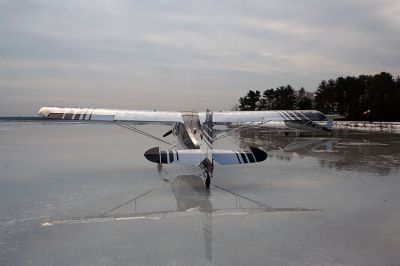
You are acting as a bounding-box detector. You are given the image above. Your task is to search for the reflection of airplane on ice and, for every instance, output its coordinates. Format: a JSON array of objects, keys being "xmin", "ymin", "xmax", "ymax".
[
  {"xmin": 283, "ymin": 138, "xmax": 335, "ymax": 153},
  {"xmin": 284, "ymin": 118, "xmax": 333, "ymax": 133},
  {"xmin": 1, "ymin": 107, "xmax": 332, "ymax": 187},
  {"xmin": 283, "ymin": 138, "xmax": 345, "ymax": 160},
  {"xmin": 241, "ymin": 135, "xmax": 346, "ymax": 163},
  {"xmin": 41, "ymin": 174, "xmax": 319, "ymax": 262}
]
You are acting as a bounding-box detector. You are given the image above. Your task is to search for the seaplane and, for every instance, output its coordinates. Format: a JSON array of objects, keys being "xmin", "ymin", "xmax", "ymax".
[{"xmin": 2, "ymin": 107, "xmax": 333, "ymax": 188}]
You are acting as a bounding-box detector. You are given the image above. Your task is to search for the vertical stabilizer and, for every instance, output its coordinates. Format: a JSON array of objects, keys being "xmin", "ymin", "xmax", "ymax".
[{"xmin": 326, "ymin": 116, "xmax": 334, "ymax": 129}]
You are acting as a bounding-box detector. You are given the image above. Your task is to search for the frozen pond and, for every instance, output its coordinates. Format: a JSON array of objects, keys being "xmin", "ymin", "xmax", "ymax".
[{"xmin": 0, "ymin": 123, "xmax": 400, "ymax": 265}]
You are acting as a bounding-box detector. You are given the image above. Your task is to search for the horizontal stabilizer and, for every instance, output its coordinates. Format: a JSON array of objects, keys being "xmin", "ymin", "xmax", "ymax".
[
  {"xmin": 144, "ymin": 147, "xmax": 206, "ymax": 165},
  {"xmin": 212, "ymin": 147, "xmax": 267, "ymax": 165}
]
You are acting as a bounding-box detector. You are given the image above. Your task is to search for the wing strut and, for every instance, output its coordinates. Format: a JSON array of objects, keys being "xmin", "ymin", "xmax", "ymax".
[
  {"xmin": 213, "ymin": 120, "xmax": 270, "ymax": 141},
  {"xmin": 114, "ymin": 122, "xmax": 175, "ymax": 147}
]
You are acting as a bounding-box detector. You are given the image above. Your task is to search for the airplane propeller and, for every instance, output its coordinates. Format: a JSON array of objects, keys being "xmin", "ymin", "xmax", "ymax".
[{"xmin": 163, "ymin": 129, "xmax": 173, "ymax": 137}]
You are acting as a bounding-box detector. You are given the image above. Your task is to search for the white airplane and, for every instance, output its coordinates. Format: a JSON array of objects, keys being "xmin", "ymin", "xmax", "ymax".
[{"xmin": 30, "ymin": 107, "xmax": 332, "ymax": 188}]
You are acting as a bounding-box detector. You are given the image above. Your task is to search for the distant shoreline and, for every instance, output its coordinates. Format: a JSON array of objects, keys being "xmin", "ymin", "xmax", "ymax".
[{"xmin": 230, "ymin": 121, "xmax": 400, "ymax": 134}]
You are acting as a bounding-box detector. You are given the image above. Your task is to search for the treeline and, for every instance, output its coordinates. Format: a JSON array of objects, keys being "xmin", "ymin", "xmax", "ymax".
[{"xmin": 237, "ymin": 72, "xmax": 400, "ymax": 121}]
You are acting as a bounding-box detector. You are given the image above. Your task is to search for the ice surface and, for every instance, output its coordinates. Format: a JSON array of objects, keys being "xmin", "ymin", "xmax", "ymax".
[{"xmin": 1, "ymin": 124, "xmax": 400, "ymax": 266}]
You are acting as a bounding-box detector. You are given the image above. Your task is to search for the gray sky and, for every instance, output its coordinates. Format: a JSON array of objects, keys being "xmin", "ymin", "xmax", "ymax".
[{"xmin": 0, "ymin": 0, "xmax": 399, "ymax": 114}]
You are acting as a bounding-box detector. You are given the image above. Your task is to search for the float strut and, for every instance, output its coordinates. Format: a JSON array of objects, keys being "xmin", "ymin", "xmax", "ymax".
[{"xmin": 205, "ymin": 171, "xmax": 211, "ymax": 189}]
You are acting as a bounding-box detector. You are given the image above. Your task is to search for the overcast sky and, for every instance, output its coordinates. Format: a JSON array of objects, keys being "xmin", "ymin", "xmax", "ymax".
[{"xmin": 0, "ymin": 0, "xmax": 399, "ymax": 114}]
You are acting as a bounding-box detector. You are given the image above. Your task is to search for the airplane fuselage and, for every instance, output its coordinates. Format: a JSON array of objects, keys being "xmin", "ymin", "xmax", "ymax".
[
  {"xmin": 174, "ymin": 112, "xmax": 202, "ymax": 150},
  {"xmin": 173, "ymin": 112, "xmax": 214, "ymax": 175}
]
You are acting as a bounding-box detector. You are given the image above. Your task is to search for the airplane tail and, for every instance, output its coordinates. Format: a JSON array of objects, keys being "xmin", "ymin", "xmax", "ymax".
[
  {"xmin": 144, "ymin": 147, "xmax": 267, "ymax": 166},
  {"xmin": 324, "ymin": 114, "xmax": 345, "ymax": 133},
  {"xmin": 325, "ymin": 115, "xmax": 335, "ymax": 129},
  {"xmin": 284, "ymin": 113, "xmax": 343, "ymax": 133},
  {"xmin": 144, "ymin": 147, "xmax": 206, "ymax": 165},
  {"xmin": 212, "ymin": 147, "xmax": 267, "ymax": 165}
]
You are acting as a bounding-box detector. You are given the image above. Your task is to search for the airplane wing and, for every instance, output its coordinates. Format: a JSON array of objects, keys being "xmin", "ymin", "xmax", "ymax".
[
  {"xmin": 37, "ymin": 107, "xmax": 184, "ymax": 124},
  {"xmin": 2, "ymin": 108, "xmax": 325, "ymax": 125},
  {"xmin": 205, "ymin": 110, "xmax": 326, "ymax": 124},
  {"xmin": 1, "ymin": 108, "xmax": 330, "ymax": 133}
]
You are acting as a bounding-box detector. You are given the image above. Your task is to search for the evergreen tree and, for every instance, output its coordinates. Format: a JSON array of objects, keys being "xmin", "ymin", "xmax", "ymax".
[
  {"xmin": 262, "ymin": 89, "xmax": 276, "ymax": 110},
  {"xmin": 239, "ymin": 90, "xmax": 261, "ymax": 111},
  {"xmin": 237, "ymin": 72, "xmax": 400, "ymax": 121},
  {"xmin": 274, "ymin": 85, "xmax": 296, "ymax": 109},
  {"xmin": 296, "ymin": 87, "xmax": 313, "ymax": 109}
]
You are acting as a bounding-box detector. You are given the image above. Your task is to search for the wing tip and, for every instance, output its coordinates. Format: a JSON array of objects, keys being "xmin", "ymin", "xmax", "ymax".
[
  {"xmin": 250, "ymin": 147, "xmax": 268, "ymax": 162},
  {"xmin": 144, "ymin": 147, "xmax": 160, "ymax": 163},
  {"xmin": 38, "ymin": 107, "xmax": 50, "ymax": 117}
]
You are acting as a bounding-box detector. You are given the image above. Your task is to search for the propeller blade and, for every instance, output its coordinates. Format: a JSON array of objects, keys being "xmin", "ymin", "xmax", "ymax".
[{"xmin": 163, "ymin": 129, "xmax": 173, "ymax": 137}]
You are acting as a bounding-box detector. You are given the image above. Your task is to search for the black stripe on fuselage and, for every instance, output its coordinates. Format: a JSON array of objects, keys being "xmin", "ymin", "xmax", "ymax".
[{"xmin": 169, "ymin": 151, "xmax": 174, "ymax": 163}]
